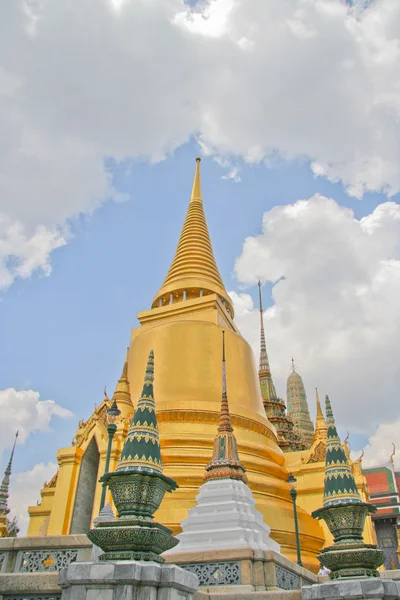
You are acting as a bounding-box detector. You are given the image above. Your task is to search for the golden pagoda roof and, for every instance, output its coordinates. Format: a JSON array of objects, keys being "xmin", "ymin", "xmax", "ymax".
[{"xmin": 152, "ymin": 158, "xmax": 234, "ymax": 316}]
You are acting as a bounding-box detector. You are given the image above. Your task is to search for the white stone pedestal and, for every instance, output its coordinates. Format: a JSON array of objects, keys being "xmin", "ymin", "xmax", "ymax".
[
  {"xmin": 302, "ymin": 578, "xmax": 400, "ymax": 600},
  {"xmin": 164, "ymin": 479, "xmax": 280, "ymax": 554},
  {"xmin": 59, "ymin": 560, "xmax": 199, "ymax": 600}
]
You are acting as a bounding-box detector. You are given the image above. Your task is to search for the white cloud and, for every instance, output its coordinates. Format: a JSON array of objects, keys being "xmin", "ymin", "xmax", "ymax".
[
  {"xmin": 231, "ymin": 197, "xmax": 400, "ymax": 436},
  {"xmin": 9, "ymin": 462, "xmax": 58, "ymax": 536},
  {"xmin": 2, "ymin": 0, "xmax": 400, "ymax": 289},
  {"xmin": 0, "ymin": 214, "xmax": 66, "ymax": 290},
  {"xmin": 0, "ymin": 388, "xmax": 73, "ymax": 456},
  {"xmin": 356, "ymin": 422, "xmax": 400, "ymax": 470}
]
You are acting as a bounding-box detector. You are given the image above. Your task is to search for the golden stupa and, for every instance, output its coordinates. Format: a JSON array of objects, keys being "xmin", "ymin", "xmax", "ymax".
[{"xmin": 27, "ymin": 159, "xmax": 375, "ymax": 570}]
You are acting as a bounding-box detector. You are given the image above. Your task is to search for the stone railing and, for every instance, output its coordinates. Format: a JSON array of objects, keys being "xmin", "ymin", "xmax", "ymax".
[
  {"xmin": 164, "ymin": 548, "xmax": 320, "ymax": 591},
  {"xmin": 0, "ymin": 535, "xmax": 91, "ymax": 600},
  {"xmin": 0, "ymin": 536, "xmax": 320, "ymax": 599}
]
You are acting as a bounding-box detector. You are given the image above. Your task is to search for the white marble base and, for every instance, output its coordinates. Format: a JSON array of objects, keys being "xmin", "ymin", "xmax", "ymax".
[
  {"xmin": 303, "ymin": 578, "xmax": 400, "ymax": 600},
  {"xmin": 164, "ymin": 479, "xmax": 280, "ymax": 554},
  {"xmin": 59, "ymin": 560, "xmax": 199, "ymax": 600}
]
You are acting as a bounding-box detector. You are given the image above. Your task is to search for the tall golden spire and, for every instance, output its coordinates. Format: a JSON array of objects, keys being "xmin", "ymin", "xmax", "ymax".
[
  {"xmin": 204, "ymin": 332, "xmax": 247, "ymax": 483},
  {"xmin": 258, "ymin": 281, "xmax": 277, "ymax": 401},
  {"xmin": 111, "ymin": 348, "xmax": 133, "ymax": 417},
  {"xmin": 312, "ymin": 388, "xmax": 327, "ymax": 442},
  {"xmin": 152, "ymin": 158, "xmax": 234, "ymax": 316}
]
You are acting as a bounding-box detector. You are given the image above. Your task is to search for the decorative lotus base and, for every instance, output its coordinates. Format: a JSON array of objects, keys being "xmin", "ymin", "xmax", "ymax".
[
  {"xmin": 317, "ymin": 541, "xmax": 384, "ymax": 580},
  {"xmin": 87, "ymin": 518, "xmax": 178, "ymax": 563},
  {"xmin": 312, "ymin": 502, "xmax": 384, "ymax": 580}
]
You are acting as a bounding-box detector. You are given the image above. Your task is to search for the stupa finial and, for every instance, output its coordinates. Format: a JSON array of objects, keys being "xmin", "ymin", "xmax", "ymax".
[
  {"xmin": 190, "ymin": 157, "xmax": 202, "ymax": 203},
  {"xmin": 314, "ymin": 388, "xmax": 327, "ymax": 437},
  {"xmin": 110, "ymin": 346, "xmax": 133, "ymax": 416},
  {"xmin": 322, "ymin": 395, "xmax": 361, "ymax": 507},
  {"xmin": 218, "ymin": 331, "xmax": 233, "ymax": 433},
  {"xmin": 204, "ymin": 332, "xmax": 247, "ymax": 483},
  {"xmin": 257, "ymin": 281, "xmax": 278, "ymax": 404},
  {"xmin": 116, "ymin": 349, "xmax": 160, "ymax": 473},
  {"xmin": 152, "ymin": 158, "xmax": 234, "ymax": 316}
]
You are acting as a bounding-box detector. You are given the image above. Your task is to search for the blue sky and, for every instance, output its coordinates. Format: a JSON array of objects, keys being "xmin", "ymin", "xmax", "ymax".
[{"xmin": 2, "ymin": 0, "xmax": 400, "ymax": 528}]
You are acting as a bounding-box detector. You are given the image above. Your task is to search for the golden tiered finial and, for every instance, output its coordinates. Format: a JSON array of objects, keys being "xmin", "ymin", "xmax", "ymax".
[
  {"xmin": 312, "ymin": 388, "xmax": 327, "ymax": 442},
  {"xmin": 218, "ymin": 331, "xmax": 233, "ymax": 433},
  {"xmin": 110, "ymin": 348, "xmax": 133, "ymax": 417},
  {"xmin": 190, "ymin": 157, "xmax": 202, "ymax": 203},
  {"xmin": 303, "ymin": 389, "xmax": 328, "ymax": 463},
  {"xmin": 152, "ymin": 158, "xmax": 234, "ymax": 316},
  {"xmin": 204, "ymin": 332, "xmax": 247, "ymax": 483}
]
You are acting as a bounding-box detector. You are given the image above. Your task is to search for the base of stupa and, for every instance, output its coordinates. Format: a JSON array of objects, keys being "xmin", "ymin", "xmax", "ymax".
[
  {"xmin": 303, "ymin": 578, "xmax": 400, "ymax": 600},
  {"xmin": 163, "ymin": 547, "xmax": 319, "ymax": 591},
  {"xmin": 164, "ymin": 479, "xmax": 280, "ymax": 555},
  {"xmin": 58, "ymin": 560, "xmax": 199, "ymax": 600}
]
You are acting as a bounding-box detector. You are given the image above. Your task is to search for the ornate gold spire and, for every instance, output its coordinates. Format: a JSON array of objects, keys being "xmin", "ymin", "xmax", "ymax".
[
  {"xmin": 111, "ymin": 348, "xmax": 133, "ymax": 417},
  {"xmin": 304, "ymin": 388, "xmax": 327, "ymax": 463},
  {"xmin": 258, "ymin": 280, "xmax": 277, "ymax": 401},
  {"xmin": 313, "ymin": 387, "xmax": 327, "ymax": 442},
  {"xmin": 152, "ymin": 158, "xmax": 234, "ymax": 316},
  {"xmin": 204, "ymin": 332, "xmax": 247, "ymax": 483}
]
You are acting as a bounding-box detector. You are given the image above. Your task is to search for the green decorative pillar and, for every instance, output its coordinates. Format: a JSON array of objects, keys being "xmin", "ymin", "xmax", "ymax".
[
  {"xmin": 312, "ymin": 395, "xmax": 383, "ymax": 579},
  {"xmin": 87, "ymin": 350, "xmax": 178, "ymax": 562}
]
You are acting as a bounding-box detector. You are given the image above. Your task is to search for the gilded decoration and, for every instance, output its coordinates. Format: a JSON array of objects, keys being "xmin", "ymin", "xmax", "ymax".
[
  {"xmin": 204, "ymin": 332, "xmax": 248, "ymax": 484},
  {"xmin": 27, "ymin": 158, "xmax": 326, "ymax": 569},
  {"xmin": 257, "ymin": 281, "xmax": 303, "ymax": 452}
]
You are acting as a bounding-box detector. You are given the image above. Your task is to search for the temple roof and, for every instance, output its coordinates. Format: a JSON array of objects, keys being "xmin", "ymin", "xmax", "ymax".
[
  {"xmin": 152, "ymin": 158, "xmax": 234, "ymax": 316},
  {"xmin": 363, "ymin": 463, "xmax": 400, "ymax": 518}
]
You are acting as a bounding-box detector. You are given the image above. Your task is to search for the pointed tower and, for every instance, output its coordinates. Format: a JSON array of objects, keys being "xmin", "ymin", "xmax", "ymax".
[
  {"xmin": 322, "ymin": 395, "xmax": 361, "ymax": 507},
  {"xmin": 312, "ymin": 395, "xmax": 383, "ymax": 579},
  {"xmin": 31, "ymin": 159, "xmax": 324, "ymax": 568},
  {"xmin": 314, "ymin": 388, "xmax": 328, "ymax": 442},
  {"xmin": 152, "ymin": 157, "xmax": 234, "ymax": 316},
  {"xmin": 110, "ymin": 348, "xmax": 133, "ymax": 419},
  {"xmin": 88, "ymin": 350, "xmax": 179, "ymax": 562},
  {"xmin": 204, "ymin": 331, "xmax": 247, "ymax": 483},
  {"xmin": 166, "ymin": 332, "xmax": 280, "ymax": 554},
  {"xmin": 258, "ymin": 282, "xmax": 303, "ymax": 452},
  {"xmin": 304, "ymin": 388, "xmax": 328, "ymax": 464},
  {"xmin": 0, "ymin": 432, "xmax": 19, "ymax": 538},
  {"xmin": 116, "ymin": 349, "xmax": 162, "ymax": 474},
  {"xmin": 286, "ymin": 359, "xmax": 314, "ymax": 448},
  {"xmin": 258, "ymin": 281, "xmax": 277, "ymax": 402}
]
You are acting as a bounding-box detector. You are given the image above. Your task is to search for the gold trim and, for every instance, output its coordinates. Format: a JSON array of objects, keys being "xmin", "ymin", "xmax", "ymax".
[{"xmin": 157, "ymin": 409, "xmax": 277, "ymax": 443}]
